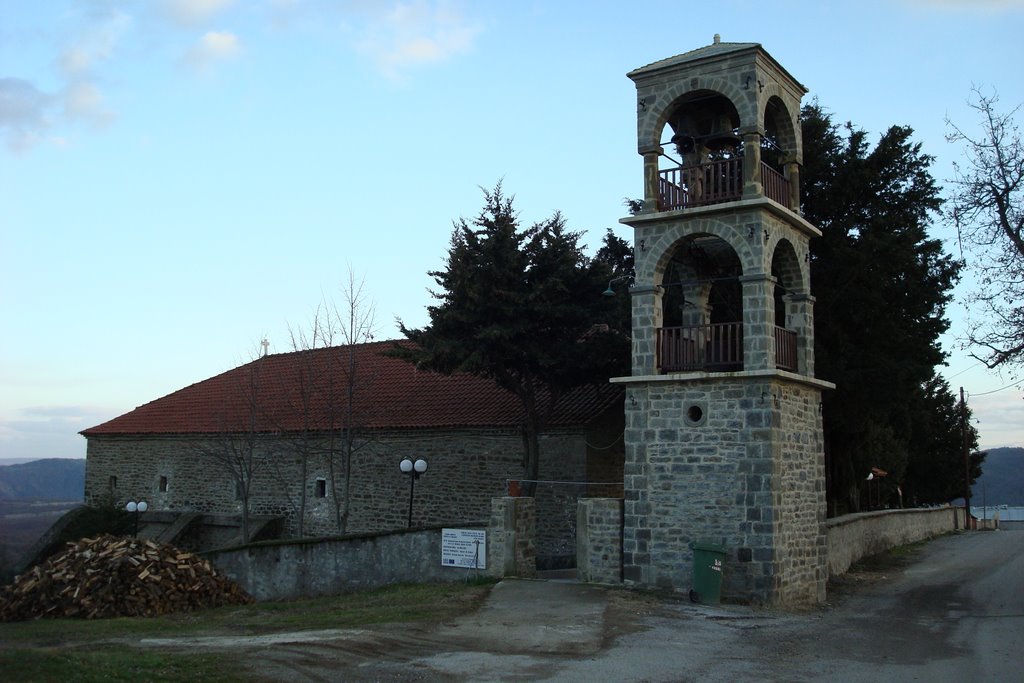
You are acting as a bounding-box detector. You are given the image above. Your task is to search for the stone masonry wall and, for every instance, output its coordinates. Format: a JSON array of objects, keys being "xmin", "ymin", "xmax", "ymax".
[
  {"xmin": 487, "ymin": 496, "xmax": 536, "ymax": 578},
  {"xmin": 576, "ymin": 498, "xmax": 623, "ymax": 584},
  {"xmin": 620, "ymin": 373, "xmax": 825, "ymax": 605},
  {"xmin": 84, "ymin": 426, "xmax": 593, "ymax": 560},
  {"xmin": 826, "ymin": 507, "xmax": 955, "ymax": 577},
  {"xmin": 207, "ymin": 526, "xmax": 486, "ymax": 602},
  {"xmin": 771, "ymin": 381, "xmax": 827, "ymax": 605}
]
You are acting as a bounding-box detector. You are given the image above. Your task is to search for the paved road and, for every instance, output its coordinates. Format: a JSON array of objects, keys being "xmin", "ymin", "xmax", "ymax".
[
  {"xmin": 773, "ymin": 528, "xmax": 1024, "ymax": 682},
  {"xmin": 139, "ymin": 530, "xmax": 1024, "ymax": 681}
]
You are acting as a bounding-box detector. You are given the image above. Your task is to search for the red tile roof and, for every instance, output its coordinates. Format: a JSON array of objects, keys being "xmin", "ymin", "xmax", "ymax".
[{"xmin": 81, "ymin": 341, "xmax": 622, "ymax": 436}]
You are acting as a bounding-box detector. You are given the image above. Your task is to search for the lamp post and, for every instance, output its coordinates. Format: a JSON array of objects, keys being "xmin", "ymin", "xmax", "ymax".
[
  {"xmin": 399, "ymin": 458, "xmax": 427, "ymax": 528},
  {"xmin": 125, "ymin": 500, "xmax": 148, "ymax": 538}
]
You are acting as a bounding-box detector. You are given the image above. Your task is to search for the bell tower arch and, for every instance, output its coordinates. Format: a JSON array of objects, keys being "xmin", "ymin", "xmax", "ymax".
[{"xmin": 613, "ymin": 37, "xmax": 834, "ymax": 606}]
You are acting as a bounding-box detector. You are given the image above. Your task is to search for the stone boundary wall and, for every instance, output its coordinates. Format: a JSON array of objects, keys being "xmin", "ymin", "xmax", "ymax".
[
  {"xmin": 205, "ymin": 524, "xmax": 486, "ymax": 602},
  {"xmin": 826, "ymin": 506, "xmax": 957, "ymax": 577},
  {"xmin": 576, "ymin": 498, "xmax": 622, "ymax": 584},
  {"xmin": 572, "ymin": 503, "xmax": 959, "ymax": 589}
]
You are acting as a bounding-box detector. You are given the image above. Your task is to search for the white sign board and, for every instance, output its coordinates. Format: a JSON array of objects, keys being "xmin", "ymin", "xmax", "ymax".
[{"xmin": 441, "ymin": 528, "xmax": 486, "ymax": 569}]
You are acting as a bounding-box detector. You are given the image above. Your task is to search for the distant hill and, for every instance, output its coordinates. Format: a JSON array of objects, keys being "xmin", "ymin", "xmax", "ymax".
[
  {"xmin": 974, "ymin": 447, "xmax": 1024, "ymax": 506},
  {"xmin": 0, "ymin": 459, "xmax": 85, "ymax": 501}
]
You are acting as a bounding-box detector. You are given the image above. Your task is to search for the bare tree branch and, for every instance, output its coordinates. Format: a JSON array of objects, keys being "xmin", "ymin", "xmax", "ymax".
[{"xmin": 947, "ymin": 86, "xmax": 1024, "ymax": 373}]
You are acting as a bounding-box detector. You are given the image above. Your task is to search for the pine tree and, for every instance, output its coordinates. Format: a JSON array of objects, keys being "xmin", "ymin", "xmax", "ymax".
[{"xmin": 397, "ymin": 184, "xmax": 628, "ymax": 493}]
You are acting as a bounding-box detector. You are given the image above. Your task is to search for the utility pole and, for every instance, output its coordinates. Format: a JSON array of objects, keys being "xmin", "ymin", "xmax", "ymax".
[{"xmin": 960, "ymin": 386, "xmax": 971, "ymax": 531}]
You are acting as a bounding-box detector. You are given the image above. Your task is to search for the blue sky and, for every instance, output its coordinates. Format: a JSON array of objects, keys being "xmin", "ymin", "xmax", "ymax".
[{"xmin": 2, "ymin": 0, "xmax": 1023, "ymax": 461}]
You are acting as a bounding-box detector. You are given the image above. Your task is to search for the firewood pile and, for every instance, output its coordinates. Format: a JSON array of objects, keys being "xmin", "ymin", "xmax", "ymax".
[{"xmin": 0, "ymin": 534, "xmax": 253, "ymax": 621}]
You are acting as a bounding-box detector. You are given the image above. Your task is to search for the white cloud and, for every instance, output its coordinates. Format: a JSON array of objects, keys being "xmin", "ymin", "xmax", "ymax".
[
  {"xmin": 59, "ymin": 10, "xmax": 132, "ymax": 77},
  {"xmin": 1, "ymin": 7, "xmax": 129, "ymax": 153},
  {"xmin": 973, "ymin": 389, "xmax": 1024, "ymax": 449},
  {"xmin": 185, "ymin": 30, "xmax": 243, "ymax": 73},
  {"xmin": 164, "ymin": 0, "xmax": 236, "ymax": 27},
  {"xmin": 63, "ymin": 81, "xmax": 116, "ymax": 128},
  {"xmin": 0, "ymin": 78, "xmax": 54, "ymax": 153},
  {"xmin": 353, "ymin": 1, "xmax": 481, "ymax": 80},
  {"xmin": 909, "ymin": 0, "xmax": 1024, "ymax": 9},
  {"xmin": 0, "ymin": 405, "xmax": 103, "ymax": 459}
]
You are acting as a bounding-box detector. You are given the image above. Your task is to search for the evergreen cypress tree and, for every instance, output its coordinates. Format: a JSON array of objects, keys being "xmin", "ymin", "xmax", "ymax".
[{"xmin": 801, "ymin": 103, "xmax": 966, "ymax": 514}]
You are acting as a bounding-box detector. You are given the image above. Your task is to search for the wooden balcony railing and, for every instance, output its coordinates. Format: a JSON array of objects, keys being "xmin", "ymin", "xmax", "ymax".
[
  {"xmin": 657, "ymin": 159, "xmax": 791, "ymax": 211},
  {"xmin": 657, "ymin": 323, "xmax": 799, "ymax": 373},
  {"xmin": 761, "ymin": 162, "xmax": 790, "ymax": 207},
  {"xmin": 657, "ymin": 323, "xmax": 743, "ymax": 372},
  {"xmin": 774, "ymin": 326, "xmax": 797, "ymax": 372},
  {"xmin": 658, "ymin": 158, "xmax": 742, "ymax": 210}
]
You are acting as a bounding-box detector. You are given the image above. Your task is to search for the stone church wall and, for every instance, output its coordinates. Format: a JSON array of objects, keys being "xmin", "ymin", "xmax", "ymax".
[{"xmin": 84, "ymin": 424, "xmax": 610, "ymax": 563}]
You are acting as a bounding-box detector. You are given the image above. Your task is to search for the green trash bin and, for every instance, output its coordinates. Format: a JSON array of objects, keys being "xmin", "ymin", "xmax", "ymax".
[{"xmin": 689, "ymin": 541, "xmax": 726, "ymax": 604}]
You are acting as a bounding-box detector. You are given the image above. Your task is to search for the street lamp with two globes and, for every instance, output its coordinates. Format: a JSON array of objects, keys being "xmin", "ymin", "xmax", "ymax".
[
  {"xmin": 399, "ymin": 458, "xmax": 427, "ymax": 528},
  {"xmin": 125, "ymin": 500, "xmax": 148, "ymax": 537}
]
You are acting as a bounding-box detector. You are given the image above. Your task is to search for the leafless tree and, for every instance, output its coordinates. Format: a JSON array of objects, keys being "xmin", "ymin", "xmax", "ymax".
[
  {"xmin": 201, "ymin": 344, "xmax": 271, "ymax": 544},
  {"xmin": 323, "ymin": 269, "xmax": 378, "ymax": 533},
  {"xmin": 283, "ymin": 269, "xmax": 378, "ymax": 535},
  {"xmin": 947, "ymin": 86, "xmax": 1024, "ymax": 372},
  {"xmin": 277, "ymin": 303, "xmax": 334, "ymax": 537}
]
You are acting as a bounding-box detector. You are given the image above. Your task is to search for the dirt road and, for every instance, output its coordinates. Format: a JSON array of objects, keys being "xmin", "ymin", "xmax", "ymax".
[{"xmin": 135, "ymin": 530, "xmax": 1024, "ymax": 682}]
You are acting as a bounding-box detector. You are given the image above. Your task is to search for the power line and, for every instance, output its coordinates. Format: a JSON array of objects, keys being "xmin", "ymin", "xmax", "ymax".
[
  {"xmin": 970, "ymin": 377, "xmax": 1024, "ymax": 396},
  {"xmin": 946, "ymin": 360, "xmax": 986, "ymax": 380}
]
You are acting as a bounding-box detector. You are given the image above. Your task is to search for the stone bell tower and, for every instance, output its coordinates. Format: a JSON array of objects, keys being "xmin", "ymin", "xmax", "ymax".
[{"xmin": 612, "ymin": 37, "xmax": 834, "ymax": 606}]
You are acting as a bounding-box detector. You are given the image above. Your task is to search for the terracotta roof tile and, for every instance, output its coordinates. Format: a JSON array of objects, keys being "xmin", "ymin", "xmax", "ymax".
[{"xmin": 81, "ymin": 341, "xmax": 622, "ymax": 436}]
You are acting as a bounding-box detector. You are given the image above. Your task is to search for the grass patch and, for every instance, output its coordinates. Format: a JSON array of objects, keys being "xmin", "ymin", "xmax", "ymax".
[
  {"xmin": 851, "ymin": 539, "xmax": 929, "ymax": 572},
  {"xmin": 828, "ymin": 538, "xmax": 933, "ymax": 598},
  {"xmin": 0, "ymin": 581, "xmax": 496, "ymax": 681},
  {"xmin": 0, "ymin": 581, "xmax": 495, "ymax": 646},
  {"xmin": 0, "ymin": 647, "xmax": 246, "ymax": 682}
]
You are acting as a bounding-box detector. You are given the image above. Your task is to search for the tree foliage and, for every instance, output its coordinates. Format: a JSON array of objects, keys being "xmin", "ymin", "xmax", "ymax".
[
  {"xmin": 903, "ymin": 376, "xmax": 985, "ymax": 505},
  {"xmin": 801, "ymin": 102, "xmax": 971, "ymax": 514},
  {"xmin": 946, "ymin": 87, "xmax": 1024, "ymax": 372},
  {"xmin": 398, "ymin": 184, "xmax": 629, "ymax": 493}
]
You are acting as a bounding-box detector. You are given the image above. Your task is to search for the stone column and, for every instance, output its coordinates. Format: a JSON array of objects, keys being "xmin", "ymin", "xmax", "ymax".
[
  {"xmin": 742, "ymin": 131, "xmax": 763, "ymax": 199},
  {"xmin": 642, "ymin": 147, "xmax": 662, "ymax": 213},
  {"xmin": 631, "ymin": 284, "xmax": 663, "ymax": 376},
  {"xmin": 576, "ymin": 498, "xmax": 623, "ymax": 584},
  {"xmin": 786, "ymin": 293, "xmax": 816, "ymax": 376},
  {"xmin": 784, "ymin": 160, "xmax": 801, "ymax": 211},
  {"xmin": 487, "ymin": 497, "xmax": 536, "ymax": 578},
  {"xmin": 679, "ymin": 283, "xmax": 712, "ymax": 327},
  {"xmin": 739, "ymin": 274, "xmax": 776, "ymax": 370}
]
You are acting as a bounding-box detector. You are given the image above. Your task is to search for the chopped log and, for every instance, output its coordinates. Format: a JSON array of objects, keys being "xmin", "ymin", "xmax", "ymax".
[{"xmin": 0, "ymin": 534, "xmax": 252, "ymax": 622}]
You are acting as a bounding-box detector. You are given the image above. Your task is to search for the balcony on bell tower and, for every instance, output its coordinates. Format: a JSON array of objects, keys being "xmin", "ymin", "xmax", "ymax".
[
  {"xmin": 622, "ymin": 36, "xmax": 820, "ymax": 380},
  {"xmin": 630, "ymin": 35, "xmax": 806, "ymax": 216}
]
